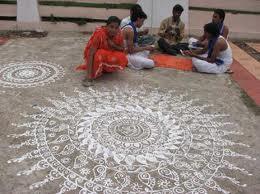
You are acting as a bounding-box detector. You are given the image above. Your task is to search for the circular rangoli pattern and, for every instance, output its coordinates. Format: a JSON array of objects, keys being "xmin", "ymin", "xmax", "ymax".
[
  {"xmin": 0, "ymin": 61, "xmax": 64, "ymax": 88},
  {"xmin": 8, "ymin": 86, "xmax": 253, "ymax": 194}
]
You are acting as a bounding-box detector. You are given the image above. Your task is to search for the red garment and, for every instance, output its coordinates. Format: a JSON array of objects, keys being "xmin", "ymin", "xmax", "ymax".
[
  {"xmin": 76, "ymin": 27, "xmax": 127, "ymax": 79},
  {"xmin": 150, "ymin": 54, "xmax": 193, "ymax": 71}
]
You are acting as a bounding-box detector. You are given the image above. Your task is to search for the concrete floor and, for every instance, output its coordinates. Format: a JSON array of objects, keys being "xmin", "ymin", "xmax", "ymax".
[{"xmin": 0, "ymin": 32, "xmax": 259, "ymax": 194}]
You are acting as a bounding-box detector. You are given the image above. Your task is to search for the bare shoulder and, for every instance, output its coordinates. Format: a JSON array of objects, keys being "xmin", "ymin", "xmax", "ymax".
[
  {"xmin": 224, "ymin": 25, "xmax": 229, "ymax": 31},
  {"xmin": 216, "ymin": 37, "xmax": 228, "ymax": 49},
  {"xmin": 122, "ymin": 26, "xmax": 133, "ymax": 33}
]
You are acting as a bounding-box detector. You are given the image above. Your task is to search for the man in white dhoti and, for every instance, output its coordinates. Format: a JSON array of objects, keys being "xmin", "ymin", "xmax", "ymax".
[
  {"xmin": 184, "ymin": 23, "xmax": 233, "ymax": 74},
  {"xmin": 122, "ymin": 10, "xmax": 155, "ymax": 70}
]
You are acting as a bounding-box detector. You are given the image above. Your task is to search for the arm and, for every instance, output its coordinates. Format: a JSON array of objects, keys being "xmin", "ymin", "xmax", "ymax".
[
  {"xmin": 123, "ymin": 28, "xmax": 153, "ymax": 54},
  {"xmin": 107, "ymin": 38, "xmax": 124, "ymax": 52},
  {"xmin": 138, "ymin": 29, "xmax": 149, "ymax": 36},
  {"xmin": 183, "ymin": 45, "xmax": 208, "ymax": 56},
  {"xmin": 175, "ymin": 22, "xmax": 185, "ymax": 42},
  {"xmin": 222, "ymin": 26, "xmax": 229, "ymax": 39},
  {"xmin": 198, "ymin": 34, "xmax": 207, "ymax": 42},
  {"xmin": 158, "ymin": 20, "xmax": 168, "ymax": 38},
  {"xmin": 193, "ymin": 40, "xmax": 224, "ymax": 63},
  {"xmin": 86, "ymin": 47, "xmax": 96, "ymax": 80}
]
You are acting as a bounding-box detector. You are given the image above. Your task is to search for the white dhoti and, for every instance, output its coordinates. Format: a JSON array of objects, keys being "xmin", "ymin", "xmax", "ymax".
[
  {"xmin": 127, "ymin": 51, "xmax": 155, "ymax": 70},
  {"xmin": 192, "ymin": 54, "xmax": 232, "ymax": 74}
]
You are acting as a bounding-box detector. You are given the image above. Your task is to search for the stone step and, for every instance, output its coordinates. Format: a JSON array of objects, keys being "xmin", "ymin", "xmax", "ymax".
[
  {"xmin": 0, "ymin": 20, "xmax": 104, "ymax": 32},
  {"xmin": 39, "ymin": 0, "xmax": 137, "ymax": 3},
  {"xmin": 39, "ymin": 5, "xmax": 129, "ymax": 20},
  {"xmin": 190, "ymin": 0, "xmax": 260, "ymax": 13}
]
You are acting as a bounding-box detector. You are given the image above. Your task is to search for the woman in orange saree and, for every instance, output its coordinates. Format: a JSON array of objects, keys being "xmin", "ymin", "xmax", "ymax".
[{"xmin": 77, "ymin": 16, "xmax": 128, "ymax": 87}]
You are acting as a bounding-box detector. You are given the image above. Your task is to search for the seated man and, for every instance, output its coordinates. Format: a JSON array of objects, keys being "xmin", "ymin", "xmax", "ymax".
[
  {"xmin": 184, "ymin": 23, "xmax": 233, "ymax": 74},
  {"xmin": 189, "ymin": 9, "xmax": 229, "ymax": 48},
  {"xmin": 122, "ymin": 10, "xmax": 155, "ymax": 70},
  {"xmin": 158, "ymin": 4, "xmax": 185, "ymax": 55},
  {"xmin": 121, "ymin": 4, "xmax": 155, "ymax": 46},
  {"xmin": 80, "ymin": 16, "xmax": 128, "ymax": 87}
]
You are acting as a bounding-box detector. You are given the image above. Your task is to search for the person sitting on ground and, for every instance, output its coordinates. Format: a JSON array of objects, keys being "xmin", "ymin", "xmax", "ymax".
[
  {"xmin": 189, "ymin": 9, "xmax": 229, "ymax": 48},
  {"xmin": 121, "ymin": 4, "xmax": 155, "ymax": 46},
  {"xmin": 122, "ymin": 10, "xmax": 155, "ymax": 70},
  {"xmin": 184, "ymin": 23, "xmax": 233, "ymax": 74},
  {"xmin": 80, "ymin": 16, "xmax": 128, "ymax": 87},
  {"xmin": 158, "ymin": 4, "xmax": 186, "ymax": 56}
]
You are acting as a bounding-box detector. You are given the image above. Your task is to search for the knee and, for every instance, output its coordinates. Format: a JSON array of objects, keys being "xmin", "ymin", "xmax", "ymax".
[
  {"xmin": 192, "ymin": 58, "xmax": 203, "ymax": 70},
  {"xmin": 192, "ymin": 57, "xmax": 199, "ymax": 65},
  {"xmin": 158, "ymin": 38, "xmax": 165, "ymax": 47},
  {"xmin": 144, "ymin": 60, "xmax": 155, "ymax": 69}
]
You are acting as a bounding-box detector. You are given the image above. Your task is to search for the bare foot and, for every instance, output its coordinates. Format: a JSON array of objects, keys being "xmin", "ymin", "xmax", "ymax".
[
  {"xmin": 82, "ymin": 78, "xmax": 94, "ymax": 87},
  {"xmin": 192, "ymin": 66, "xmax": 198, "ymax": 72},
  {"xmin": 225, "ymin": 69, "xmax": 234, "ymax": 74}
]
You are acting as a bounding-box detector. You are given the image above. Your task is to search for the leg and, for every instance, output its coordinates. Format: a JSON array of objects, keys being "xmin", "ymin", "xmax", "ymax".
[
  {"xmin": 103, "ymin": 51, "xmax": 128, "ymax": 73},
  {"xmin": 192, "ymin": 58, "xmax": 229, "ymax": 74},
  {"xmin": 158, "ymin": 38, "xmax": 177, "ymax": 56},
  {"xmin": 128, "ymin": 52, "xmax": 155, "ymax": 70},
  {"xmin": 82, "ymin": 78, "xmax": 94, "ymax": 87}
]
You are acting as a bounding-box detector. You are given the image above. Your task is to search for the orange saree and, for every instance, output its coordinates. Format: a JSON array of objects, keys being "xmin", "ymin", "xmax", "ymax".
[{"xmin": 76, "ymin": 27, "xmax": 128, "ymax": 79}]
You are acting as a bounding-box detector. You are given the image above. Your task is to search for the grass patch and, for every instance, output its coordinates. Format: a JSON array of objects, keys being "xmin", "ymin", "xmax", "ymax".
[
  {"xmin": 0, "ymin": 0, "xmax": 16, "ymax": 4},
  {"xmin": 0, "ymin": 16, "xmax": 16, "ymax": 20}
]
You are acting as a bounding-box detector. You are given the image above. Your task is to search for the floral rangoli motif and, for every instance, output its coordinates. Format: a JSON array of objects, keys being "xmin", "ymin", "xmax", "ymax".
[
  {"xmin": 8, "ymin": 86, "xmax": 254, "ymax": 194},
  {"xmin": 0, "ymin": 61, "xmax": 64, "ymax": 88}
]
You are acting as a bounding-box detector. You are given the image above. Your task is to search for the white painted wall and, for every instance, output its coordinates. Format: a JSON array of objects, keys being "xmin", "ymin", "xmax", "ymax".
[
  {"xmin": 137, "ymin": 0, "xmax": 189, "ymax": 31},
  {"xmin": 17, "ymin": 0, "xmax": 40, "ymax": 22}
]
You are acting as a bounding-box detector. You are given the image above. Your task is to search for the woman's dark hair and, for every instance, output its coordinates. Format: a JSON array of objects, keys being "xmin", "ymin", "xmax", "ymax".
[
  {"xmin": 130, "ymin": 4, "xmax": 142, "ymax": 13},
  {"xmin": 214, "ymin": 9, "xmax": 225, "ymax": 21},
  {"xmin": 204, "ymin": 23, "xmax": 220, "ymax": 37},
  {"xmin": 173, "ymin": 4, "xmax": 184, "ymax": 13},
  {"xmin": 131, "ymin": 10, "xmax": 147, "ymax": 22},
  {"xmin": 107, "ymin": 16, "xmax": 121, "ymax": 26}
]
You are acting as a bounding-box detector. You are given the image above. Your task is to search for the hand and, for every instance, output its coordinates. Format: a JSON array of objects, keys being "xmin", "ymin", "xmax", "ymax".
[
  {"xmin": 183, "ymin": 50, "xmax": 195, "ymax": 57},
  {"xmin": 165, "ymin": 26, "xmax": 173, "ymax": 33},
  {"xmin": 143, "ymin": 29, "xmax": 149, "ymax": 35},
  {"xmin": 145, "ymin": 45, "xmax": 155, "ymax": 51},
  {"xmin": 175, "ymin": 28, "xmax": 180, "ymax": 36},
  {"xmin": 107, "ymin": 38, "xmax": 115, "ymax": 48}
]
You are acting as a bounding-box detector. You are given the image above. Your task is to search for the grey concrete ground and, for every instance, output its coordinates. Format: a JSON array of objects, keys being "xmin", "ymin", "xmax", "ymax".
[{"xmin": 0, "ymin": 32, "xmax": 259, "ymax": 194}]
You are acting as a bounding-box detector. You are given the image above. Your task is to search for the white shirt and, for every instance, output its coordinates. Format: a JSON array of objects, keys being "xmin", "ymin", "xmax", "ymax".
[
  {"xmin": 120, "ymin": 16, "xmax": 131, "ymax": 29},
  {"xmin": 120, "ymin": 16, "xmax": 142, "ymax": 32}
]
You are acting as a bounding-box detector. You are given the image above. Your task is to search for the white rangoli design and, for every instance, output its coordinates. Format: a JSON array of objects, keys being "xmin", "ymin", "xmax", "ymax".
[
  {"xmin": 0, "ymin": 61, "xmax": 64, "ymax": 88},
  {"xmin": 8, "ymin": 86, "xmax": 254, "ymax": 194}
]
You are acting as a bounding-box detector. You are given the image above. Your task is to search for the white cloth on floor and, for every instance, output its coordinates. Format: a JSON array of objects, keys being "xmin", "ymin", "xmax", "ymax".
[{"xmin": 189, "ymin": 37, "xmax": 199, "ymax": 45}]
